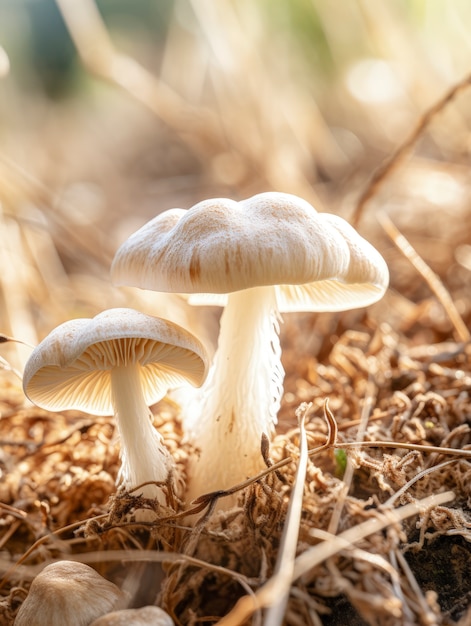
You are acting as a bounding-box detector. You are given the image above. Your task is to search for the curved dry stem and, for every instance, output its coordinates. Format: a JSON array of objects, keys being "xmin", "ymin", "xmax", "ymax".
[
  {"xmin": 382, "ymin": 459, "xmax": 458, "ymax": 508},
  {"xmin": 0, "ymin": 334, "xmax": 35, "ymax": 349},
  {"xmin": 351, "ymin": 71, "xmax": 471, "ymax": 227},
  {"xmin": 75, "ymin": 549, "xmax": 258, "ymax": 609},
  {"xmin": 187, "ymin": 401, "xmax": 471, "ymax": 523},
  {"xmin": 378, "ymin": 211, "xmax": 470, "ymax": 342},
  {"xmin": 339, "ymin": 440, "xmax": 471, "ymax": 459},
  {"xmin": 188, "ymin": 399, "xmax": 337, "ymax": 513}
]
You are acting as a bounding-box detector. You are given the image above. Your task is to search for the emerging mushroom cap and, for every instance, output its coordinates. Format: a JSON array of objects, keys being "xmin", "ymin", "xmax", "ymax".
[
  {"xmin": 23, "ymin": 308, "xmax": 209, "ymax": 415},
  {"xmin": 89, "ymin": 606, "xmax": 174, "ymax": 626},
  {"xmin": 14, "ymin": 561, "xmax": 124, "ymax": 626},
  {"xmin": 111, "ymin": 192, "xmax": 389, "ymax": 312}
]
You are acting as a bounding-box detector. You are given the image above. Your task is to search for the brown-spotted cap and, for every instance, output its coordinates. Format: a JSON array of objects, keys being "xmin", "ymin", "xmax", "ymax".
[{"xmin": 111, "ymin": 192, "xmax": 389, "ymax": 312}]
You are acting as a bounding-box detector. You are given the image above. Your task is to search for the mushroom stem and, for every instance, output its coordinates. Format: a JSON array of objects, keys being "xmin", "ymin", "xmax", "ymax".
[
  {"xmin": 186, "ymin": 286, "xmax": 284, "ymax": 502},
  {"xmin": 110, "ymin": 363, "xmax": 173, "ymax": 501}
]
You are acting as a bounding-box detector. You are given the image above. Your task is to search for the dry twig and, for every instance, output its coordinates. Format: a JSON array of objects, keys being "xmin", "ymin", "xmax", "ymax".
[
  {"xmin": 218, "ymin": 491, "xmax": 455, "ymax": 626},
  {"xmin": 351, "ymin": 71, "xmax": 471, "ymax": 227},
  {"xmin": 263, "ymin": 403, "xmax": 310, "ymax": 626},
  {"xmin": 378, "ymin": 211, "xmax": 470, "ymax": 342}
]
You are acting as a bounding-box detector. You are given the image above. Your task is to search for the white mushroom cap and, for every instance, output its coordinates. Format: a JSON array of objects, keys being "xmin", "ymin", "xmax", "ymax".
[
  {"xmin": 89, "ymin": 606, "xmax": 174, "ymax": 626},
  {"xmin": 110, "ymin": 193, "xmax": 389, "ymax": 503},
  {"xmin": 22, "ymin": 308, "xmax": 209, "ymax": 499},
  {"xmin": 111, "ymin": 192, "xmax": 389, "ymax": 311},
  {"xmin": 23, "ymin": 308, "xmax": 209, "ymax": 415},
  {"xmin": 14, "ymin": 561, "xmax": 124, "ymax": 626}
]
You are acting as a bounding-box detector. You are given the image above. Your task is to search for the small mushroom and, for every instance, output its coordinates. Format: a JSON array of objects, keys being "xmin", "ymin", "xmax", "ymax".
[
  {"xmin": 23, "ymin": 308, "xmax": 209, "ymax": 502},
  {"xmin": 14, "ymin": 560, "xmax": 124, "ymax": 626},
  {"xmin": 111, "ymin": 193, "xmax": 389, "ymax": 502},
  {"xmin": 89, "ymin": 606, "xmax": 174, "ymax": 625}
]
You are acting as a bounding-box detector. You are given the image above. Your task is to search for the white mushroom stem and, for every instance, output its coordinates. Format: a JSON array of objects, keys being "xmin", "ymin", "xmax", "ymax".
[
  {"xmin": 110, "ymin": 363, "xmax": 173, "ymax": 501},
  {"xmin": 186, "ymin": 286, "xmax": 284, "ymax": 503}
]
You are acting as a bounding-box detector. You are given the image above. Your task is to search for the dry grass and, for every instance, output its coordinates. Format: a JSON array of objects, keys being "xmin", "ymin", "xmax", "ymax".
[
  {"xmin": 1, "ymin": 308, "xmax": 471, "ymax": 625},
  {"xmin": 0, "ymin": 1, "xmax": 471, "ymax": 624}
]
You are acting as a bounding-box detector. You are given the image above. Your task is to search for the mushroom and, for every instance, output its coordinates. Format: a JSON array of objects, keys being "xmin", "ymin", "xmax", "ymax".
[
  {"xmin": 89, "ymin": 606, "xmax": 174, "ymax": 625},
  {"xmin": 14, "ymin": 560, "xmax": 125, "ymax": 626},
  {"xmin": 23, "ymin": 308, "xmax": 209, "ymax": 502},
  {"xmin": 111, "ymin": 192, "xmax": 389, "ymax": 502}
]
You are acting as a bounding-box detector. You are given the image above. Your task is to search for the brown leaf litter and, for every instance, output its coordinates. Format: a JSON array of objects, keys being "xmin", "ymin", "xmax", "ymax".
[
  {"xmin": 1, "ymin": 23, "xmax": 471, "ymax": 622},
  {"xmin": 0, "ymin": 308, "xmax": 470, "ymax": 625}
]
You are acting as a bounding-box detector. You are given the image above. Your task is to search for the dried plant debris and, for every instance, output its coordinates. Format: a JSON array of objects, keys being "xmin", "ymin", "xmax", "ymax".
[
  {"xmin": 0, "ymin": 314, "xmax": 469, "ymax": 626},
  {"xmin": 2, "ymin": 2, "xmax": 471, "ymax": 624}
]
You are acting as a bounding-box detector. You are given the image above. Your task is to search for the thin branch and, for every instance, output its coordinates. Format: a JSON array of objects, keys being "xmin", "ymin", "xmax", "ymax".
[
  {"xmin": 351, "ymin": 71, "xmax": 471, "ymax": 227},
  {"xmin": 382, "ymin": 459, "xmax": 457, "ymax": 509},
  {"xmin": 189, "ymin": 403, "xmax": 471, "ymax": 514},
  {"xmin": 338, "ymin": 440, "xmax": 471, "ymax": 458},
  {"xmin": 378, "ymin": 211, "xmax": 470, "ymax": 342},
  {"xmin": 263, "ymin": 403, "xmax": 310, "ymax": 626}
]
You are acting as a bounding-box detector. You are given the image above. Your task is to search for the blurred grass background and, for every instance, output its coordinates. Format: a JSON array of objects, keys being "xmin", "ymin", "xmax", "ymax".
[
  {"xmin": 1, "ymin": 6, "xmax": 471, "ymax": 624},
  {"xmin": 0, "ymin": 0, "xmax": 471, "ymax": 369}
]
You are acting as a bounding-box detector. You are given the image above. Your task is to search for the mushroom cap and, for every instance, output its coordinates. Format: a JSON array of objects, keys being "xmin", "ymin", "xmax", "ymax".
[
  {"xmin": 14, "ymin": 561, "xmax": 124, "ymax": 626},
  {"xmin": 89, "ymin": 605, "xmax": 174, "ymax": 626},
  {"xmin": 111, "ymin": 192, "xmax": 389, "ymax": 313},
  {"xmin": 23, "ymin": 308, "xmax": 209, "ymax": 415}
]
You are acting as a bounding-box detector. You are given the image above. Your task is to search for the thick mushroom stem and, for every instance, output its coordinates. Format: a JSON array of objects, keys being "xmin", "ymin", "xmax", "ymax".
[
  {"xmin": 110, "ymin": 363, "xmax": 173, "ymax": 502},
  {"xmin": 185, "ymin": 286, "xmax": 284, "ymax": 503}
]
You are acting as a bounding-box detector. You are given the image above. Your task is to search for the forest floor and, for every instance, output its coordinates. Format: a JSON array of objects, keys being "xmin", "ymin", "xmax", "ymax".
[{"xmin": 1, "ymin": 5, "xmax": 471, "ymax": 623}]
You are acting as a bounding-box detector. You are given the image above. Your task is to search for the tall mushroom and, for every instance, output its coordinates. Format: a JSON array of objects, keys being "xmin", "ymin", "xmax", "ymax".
[
  {"xmin": 23, "ymin": 308, "xmax": 209, "ymax": 503},
  {"xmin": 14, "ymin": 560, "xmax": 125, "ymax": 626},
  {"xmin": 111, "ymin": 192, "xmax": 389, "ymax": 503}
]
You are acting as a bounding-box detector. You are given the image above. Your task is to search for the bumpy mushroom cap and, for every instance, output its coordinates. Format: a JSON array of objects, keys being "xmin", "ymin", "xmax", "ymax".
[
  {"xmin": 89, "ymin": 606, "xmax": 174, "ymax": 625},
  {"xmin": 22, "ymin": 308, "xmax": 209, "ymax": 499},
  {"xmin": 111, "ymin": 193, "xmax": 389, "ymax": 503},
  {"xmin": 14, "ymin": 561, "xmax": 124, "ymax": 626},
  {"xmin": 111, "ymin": 192, "xmax": 388, "ymax": 310}
]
